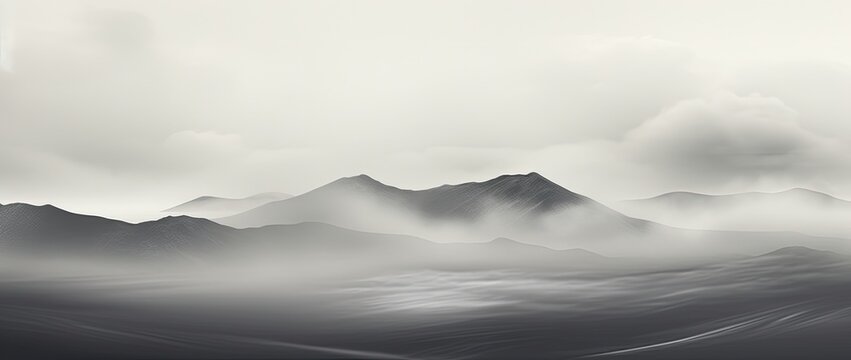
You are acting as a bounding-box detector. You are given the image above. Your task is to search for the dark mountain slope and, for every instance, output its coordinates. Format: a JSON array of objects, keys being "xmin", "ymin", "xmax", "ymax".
[
  {"xmin": 0, "ymin": 203, "xmax": 233, "ymax": 259},
  {"xmin": 0, "ymin": 202, "xmax": 609, "ymax": 269},
  {"xmin": 218, "ymin": 173, "xmax": 648, "ymax": 247}
]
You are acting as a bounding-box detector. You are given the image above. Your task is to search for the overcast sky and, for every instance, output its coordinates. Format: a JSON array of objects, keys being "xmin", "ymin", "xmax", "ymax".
[{"xmin": 1, "ymin": 0, "xmax": 850, "ymax": 220}]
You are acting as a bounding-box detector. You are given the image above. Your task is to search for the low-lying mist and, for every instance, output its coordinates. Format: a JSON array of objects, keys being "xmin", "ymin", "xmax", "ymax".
[
  {"xmin": 616, "ymin": 191, "xmax": 851, "ymax": 239},
  {"xmin": 2, "ymin": 245, "xmax": 850, "ymax": 360},
  {"xmin": 3, "ymin": 183, "xmax": 851, "ymax": 359},
  {"xmin": 219, "ymin": 189, "xmax": 851, "ymax": 257}
]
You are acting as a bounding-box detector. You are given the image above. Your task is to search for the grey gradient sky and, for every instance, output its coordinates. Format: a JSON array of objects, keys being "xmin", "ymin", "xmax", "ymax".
[{"xmin": 1, "ymin": 0, "xmax": 850, "ymax": 220}]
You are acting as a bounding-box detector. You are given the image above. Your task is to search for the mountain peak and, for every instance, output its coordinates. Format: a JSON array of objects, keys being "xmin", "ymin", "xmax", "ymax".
[
  {"xmin": 784, "ymin": 187, "xmax": 813, "ymax": 192},
  {"xmin": 773, "ymin": 188, "xmax": 846, "ymax": 201},
  {"xmin": 761, "ymin": 246, "xmax": 839, "ymax": 257},
  {"xmin": 219, "ymin": 171, "xmax": 624, "ymax": 233},
  {"xmin": 1, "ymin": 202, "xmax": 73, "ymax": 216},
  {"xmin": 414, "ymin": 172, "xmax": 590, "ymax": 219},
  {"xmin": 482, "ymin": 172, "xmax": 574, "ymax": 194},
  {"xmin": 190, "ymin": 195, "xmax": 219, "ymax": 202},
  {"xmin": 159, "ymin": 214, "xmax": 223, "ymax": 226},
  {"xmin": 758, "ymin": 246, "xmax": 847, "ymax": 263},
  {"xmin": 327, "ymin": 174, "xmax": 397, "ymax": 190},
  {"xmin": 163, "ymin": 192, "xmax": 293, "ymax": 216},
  {"xmin": 483, "ymin": 172, "xmax": 549, "ymax": 184},
  {"xmin": 493, "ymin": 172, "xmax": 545, "ymax": 180},
  {"xmin": 160, "ymin": 214, "xmax": 202, "ymax": 221},
  {"xmin": 348, "ymin": 174, "xmax": 379, "ymax": 182},
  {"xmin": 637, "ymin": 187, "xmax": 847, "ymax": 203},
  {"xmin": 490, "ymin": 237, "xmax": 520, "ymax": 245}
]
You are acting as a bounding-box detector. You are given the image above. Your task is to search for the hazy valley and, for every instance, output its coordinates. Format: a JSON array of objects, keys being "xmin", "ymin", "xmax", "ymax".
[
  {"xmin": 2, "ymin": 173, "xmax": 851, "ymax": 359},
  {"xmin": 3, "ymin": 2, "xmax": 850, "ymax": 358}
]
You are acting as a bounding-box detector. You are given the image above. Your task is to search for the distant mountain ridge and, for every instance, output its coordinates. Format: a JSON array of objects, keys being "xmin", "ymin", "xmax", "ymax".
[
  {"xmin": 633, "ymin": 188, "xmax": 850, "ymax": 206},
  {"xmin": 0, "ymin": 202, "xmax": 609, "ymax": 269},
  {"xmin": 320, "ymin": 172, "xmax": 594, "ymax": 219},
  {"xmin": 412, "ymin": 172, "xmax": 591, "ymax": 220},
  {"xmin": 216, "ymin": 174, "xmax": 851, "ymax": 255},
  {"xmin": 218, "ymin": 173, "xmax": 647, "ymax": 248},
  {"xmin": 163, "ymin": 192, "xmax": 292, "ymax": 218},
  {"xmin": 0, "ymin": 202, "xmax": 231, "ymax": 259},
  {"xmin": 618, "ymin": 188, "xmax": 851, "ymax": 238},
  {"xmin": 3, "ymin": 174, "xmax": 849, "ymax": 260}
]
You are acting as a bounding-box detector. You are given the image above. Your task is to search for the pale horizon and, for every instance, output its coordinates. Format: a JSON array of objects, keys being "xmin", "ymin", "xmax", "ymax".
[{"xmin": 2, "ymin": 0, "xmax": 851, "ymax": 219}]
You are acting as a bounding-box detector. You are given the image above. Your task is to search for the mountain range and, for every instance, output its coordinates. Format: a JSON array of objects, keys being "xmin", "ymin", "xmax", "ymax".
[
  {"xmin": 618, "ymin": 188, "xmax": 851, "ymax": 238},
  {"xmin": 218, "ymin": 172, "xmax": 648, "ymax": 249},
  {"xmin": 2, "ymin": 173, "xmax": 848, "ymax": 263},
  {"xmin": 163, "ymin": 192, "xmax": 292, "ymax": 218},
  {"xmin": 0, "ymin": 202, "xmax": 231, "ymax": 261},
  {"xmin": 0, "ymin": 201, "xmax": 607, "ymax": 270},
  {"xmin": 215, "ymin": 173, "xmax": 849, "ymax": 255},
  {"xmin": 627, "ymin": 188, "xmax": 850, "ymax": 207}
]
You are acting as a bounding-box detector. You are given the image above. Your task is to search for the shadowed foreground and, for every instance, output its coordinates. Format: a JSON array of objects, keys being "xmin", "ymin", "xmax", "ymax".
[{"xmin": 1, "ymin": 248, "xmax": 850, "ymax": 360}]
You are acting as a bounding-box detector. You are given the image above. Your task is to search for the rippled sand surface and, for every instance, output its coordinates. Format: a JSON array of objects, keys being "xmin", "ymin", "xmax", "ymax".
[{"xmin": 2, "ymin": 255, "xmax": 851, "ymax": 359}]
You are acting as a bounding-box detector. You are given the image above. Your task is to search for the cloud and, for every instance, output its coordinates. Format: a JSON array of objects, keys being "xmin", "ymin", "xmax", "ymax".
[
  {"xmin": 403, "ymin": 35, "xmax": 705, "ymax": 147},
  {"xmin": 543, "ymin": 36, "xmax": 706, "ymax": 140},
  {"xmin": 533, "ymin": 93, "xmax": 851, "ymax": 198},
  {"xmin": 0, "ymin": 2, "xmax": 711, "ymax": 209},
  {"xmin": 732, "ymin": 62, "xmax": 851, "ymax": 139},
  {"xmin": 2, "ymin": 1, "xmax": 851, "ymax": 218},
  {"xmin": 626, "ymin": 93, "xmax": 839, "ymax": 179},
  {"xmin": 0, "ymin": 13, "xmax": 13, "ymax": 72},
  {"xmin": 379, "ymin": 93, "xmax": 851, "ymax": 201},
  {"xmin": 84, "ymin": 9, "xmax": 154, "ymax": 56}
]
